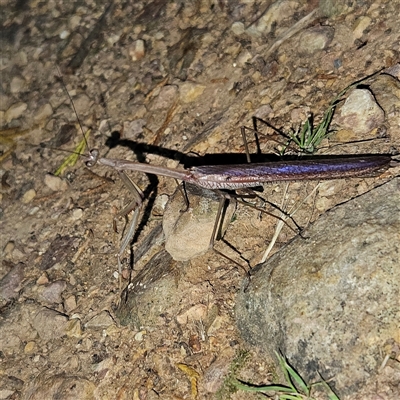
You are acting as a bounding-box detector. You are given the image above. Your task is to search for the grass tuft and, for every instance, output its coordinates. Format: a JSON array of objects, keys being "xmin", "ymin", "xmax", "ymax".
[
  {"xmin": 279, "ymin": 70, "xmax": 382, "ymax": 155},
  {"xmin": 231, "ymin": 351, "xmax": 340, "ymax": 400}
]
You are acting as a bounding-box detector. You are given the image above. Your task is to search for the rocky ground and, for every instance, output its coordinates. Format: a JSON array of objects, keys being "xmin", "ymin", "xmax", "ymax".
[{"xmin": 1, "ymin": 0, "xmax": 400, "ymax": 399}]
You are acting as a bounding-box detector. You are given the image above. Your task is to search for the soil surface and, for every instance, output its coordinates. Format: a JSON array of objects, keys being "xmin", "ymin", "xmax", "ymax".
[{"xmin": 1, "ymin": 1, "xmax": 400, "ymax": 399}]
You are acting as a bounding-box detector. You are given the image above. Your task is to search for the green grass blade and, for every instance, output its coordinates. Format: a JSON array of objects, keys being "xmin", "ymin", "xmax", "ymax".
[
  {"xmin": 283, "ymin": 360, "xmax": 309, "ymax": 396},
  {"xmin": 54, "ymin": 129, "xmax": 90, "ymax": 176},
  {"xmin": 275, "ymin": 352, "xmax": 309, "ymax": 395},
  {"xmin": 311, "ymin": 377, "xmax": 340, "ymax": 400},
  {"xmin": 276, "ymin": 352, "xmax": 297, "ymax": 392}
]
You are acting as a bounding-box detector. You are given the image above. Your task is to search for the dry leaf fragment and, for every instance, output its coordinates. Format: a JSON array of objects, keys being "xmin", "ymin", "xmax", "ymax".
[{"xmin": 176, "ymin": 363, "xmax": 200, "ymax": 399}]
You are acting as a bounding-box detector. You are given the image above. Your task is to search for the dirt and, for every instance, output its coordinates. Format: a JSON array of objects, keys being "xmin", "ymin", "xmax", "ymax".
[{"xmin": 1, "ymin": 1, "xmax": 399, "ymax": 399}]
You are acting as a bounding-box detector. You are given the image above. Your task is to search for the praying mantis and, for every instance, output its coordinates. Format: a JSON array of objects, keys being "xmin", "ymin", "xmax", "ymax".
[{"xmin": 55, "ymin": 72, "xmax": 394, "ymax": 284}]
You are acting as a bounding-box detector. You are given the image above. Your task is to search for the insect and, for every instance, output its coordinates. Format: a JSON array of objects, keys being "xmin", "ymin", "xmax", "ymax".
[
  {"xmin": 57, "ymin": 72, "xmax": 394, "ymax": 284},
  {"xmin": 84, "ymin": 143, "xmax": 392, "ymax": 274},
  {"xmin": 92, "ymin": 151, "xmax": 391, "ymax": 190}
]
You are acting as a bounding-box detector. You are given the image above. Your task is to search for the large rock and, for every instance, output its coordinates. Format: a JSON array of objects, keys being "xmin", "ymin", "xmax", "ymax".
[{"xmin": 236, "ymin": 177, "xmax": 400, "ymax": 398}]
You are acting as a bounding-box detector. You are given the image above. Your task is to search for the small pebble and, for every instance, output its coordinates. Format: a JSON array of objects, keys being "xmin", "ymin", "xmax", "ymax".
[
  {"xmin": 134, "ymin": 330, "xmax": 146, "ymax": 342},
  {"xmin": 59, "ymin": 30, "xmax": 69, "ymax": 39},
  {"xmin": 231, "ymin": 21, "xmax": 245, "ymax": 35},
  {"xmin": 14, "ymin": 50, "xmax": 27, "ymax": 66},
  {"xmin": 10, "ymin": 76, "xmax": 26, "ymax": 93},
  {"xmin": 254, "ymin": 104, "xmax": 273, "ymax": 119},
  {"xmin": 297, "ymin": 26, "xmax": 334, "ymax": 55},
  {"xmin": 64, "ymin": 295, "xmax": 77, "ymax": 313},
  {"xmin": 32, "ymin": 308, "xmax": 69, "ymax": 340},
  {"xmin": 71, "ymin": 208, "xmax": 83, "ymax": 220},
  {"xmin": 3, "ymin": 241, "xmax": 15, "ymax": 255},
  {"xmin": 24, "ymin": 341, "xmax": 36, "ymax": 354},
  {"xmin": 0, "ymin": 389, "xmax": 15, "ymax": 398},
  {"xmin": 28, "ymin": 206, "xmax": 40, "ymax": 215},
  {"xmin": 106, "ymin": 33, "xmax": 121, "ymax": 46},
  {"xmin": 22, "ymin": 188, "xmax": 36, "ymax": 204},
  {"xmin": 69, "ymin": 274, "xmax": 77, "ymax": 286},
  {"xmin": 129, "ymin": 39, "xmax": 145, "ymax": 61},
  {"xmin": 119, "ymin": 268, "xmax": 130, "ymax": 280},
  {"xmin": 353, "ymin": 16, "xmax": 371, "ymax": 39},
  {"xmin": 236, "ymin": 49, "xmax": 252, "ymax": 66},
  {"xmin": 72, "ymin": 93, "xmax": 91, "ymax": 116},
  {"xmin": 5, "ymin": 102, "xmax": 27, "ymax": 123},
  {"xmin": 38, "ymin": 280, "xmax": 67, "ymax": 304},
  {"xmin": 336, "ymin": 89, "xmax": 384, "ymax": 135},
  {"xmin": 34, "ymin": 103, "xmax": 53, "ymax": 122},
  {"xmin": 36, "ymin": 273, "xmax": 49, "ymax": 285},
  {"xmin": 11, "ymin": 247, "xmax": 25, "ymax": 261},
  {"xmin": 44, "ymin": 174, "xmax": 68, "ymax": 192},
  {"xmin": 0, "ymin": 262, "xmax": 24, "ymax": 301},
  {"xmin": 66, "ymin": 318, "xmax": 83, "ymax": 338},
  {"xmin": 123, "ymin": 119, "xmax": 146, "ymax": 138},
  {"xmin": 153, "ymin": 85, "xmax": 178, "ymax": 109},
  {"xmin": 85, "ymin": 311, "xmax": 115, "ymax": 330},
  {"xmin": 69, "ymin": 15, "xmax": 81, "ymax": 30},
  {"xmin": 179, "ymin": 82, "xmax": 206, "ymax": 103}
]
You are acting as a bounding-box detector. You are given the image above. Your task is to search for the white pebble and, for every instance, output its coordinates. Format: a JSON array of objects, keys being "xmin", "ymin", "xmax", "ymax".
[
  {"xmin": 59, "ymin": 30, "xmax": 70, "ymax": 39},
  {"xmin": 71, "ymin": 208, "xmax": 83, "ymax": 220}
]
